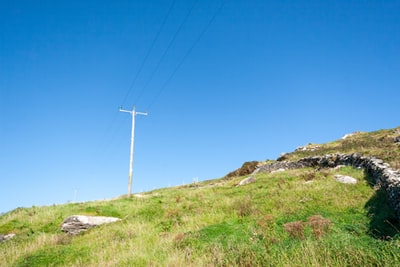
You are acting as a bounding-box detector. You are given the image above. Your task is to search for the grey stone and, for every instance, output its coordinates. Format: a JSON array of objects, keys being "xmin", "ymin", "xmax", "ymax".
[
  {"xmin": 335, "ymin": 175, "xmax": 357, "ymax": 184},
  {"xmin": 237, "ymin": 176, "xmax": 256, "ymax": 186},
  {"xmin": 0, "ymin": 233, "xmax": 16, "ymax": 243},
  {"xmin": 61, "ymin": 215, "xmax": 121, "ymax": 235}
]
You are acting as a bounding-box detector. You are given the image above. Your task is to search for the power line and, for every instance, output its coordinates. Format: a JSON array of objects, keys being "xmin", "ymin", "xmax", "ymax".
[
  {"xmin": 134, "ymin": 0, "xmax": 199, "ymax": 106},
  {"xmin": 101, "ymin": 0, "xmax": 177, "ymax": 157},
  {"xmin": 103, "ymin": 0, "xmax": 224, "ymax": 158},
  {"xmin": 120, "ymin": 0, "xmax": 177, "ymax": 108},
  {"xmin": 146, "ymin": 1, "xmax": 226, "ymax": 110},
  {"xmin": 111, "ymin": 0, "xmax": 195, "ymax": 152}
]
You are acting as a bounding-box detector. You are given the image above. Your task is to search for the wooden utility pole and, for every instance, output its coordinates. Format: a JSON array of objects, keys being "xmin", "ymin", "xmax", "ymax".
[{"xmin": 119, "ymin": 106, "xmax": 148, "ymax": 197}]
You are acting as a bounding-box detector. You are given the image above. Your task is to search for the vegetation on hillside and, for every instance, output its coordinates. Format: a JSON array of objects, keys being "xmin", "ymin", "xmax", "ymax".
[
  {"xmin": 1, "ymin": 126, "xmax": 400, "ymax": 266},
  {"xmin": 277, "ymin": 127, "xmax": 400, "ymax": 169}
]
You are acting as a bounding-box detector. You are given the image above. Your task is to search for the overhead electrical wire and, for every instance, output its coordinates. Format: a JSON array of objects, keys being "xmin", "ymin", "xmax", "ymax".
[
  {"xmin": 134, "ymin": 0, "xmax": 199, "ymax": 107},
  {"xmin": 106, "ymin": 0, "xmax": 225, "ymax": 151},
  {"xmin": 120, "ymin": 0, "xmax": 177, "ymax": 108},
  {"xmin": 101, "ymin": 0, "xmax": 178, "ymax": 155},
  {"xmin": 146, "ymin": 1, "xmax": 226, "ymax": 110}
]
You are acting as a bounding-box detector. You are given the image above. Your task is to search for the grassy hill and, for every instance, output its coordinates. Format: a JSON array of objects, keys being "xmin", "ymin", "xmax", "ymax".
[{"xmin": 1, "ymin": 127, "xmax": 400, "ymax": 266}]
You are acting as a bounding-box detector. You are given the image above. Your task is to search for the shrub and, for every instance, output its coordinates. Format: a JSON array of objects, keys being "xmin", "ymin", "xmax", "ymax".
[
  {"xmin": 284, "ymin": 215, "xmax": 332, "ymax": 240},
  {"xmin": 284, "ymin": 221, "xmax": 304, "ymax": 239},
  {"xmin": 257, "ymin": 214, "xmax": 275, "ymax": 231},
  {"xmin": 300, "ymin": 170, "xmax": 317, "ymax": 181},
  {"xmin": 226, "ymin": 161, "xmax": 259, "ymax": 178},
  {"xmin": 233, "ymin": 197, "xmax": 255, "ymax": 217},
  {"xmin": 307, "ymin": 215, "xmax": 331, "ymax": 239}
]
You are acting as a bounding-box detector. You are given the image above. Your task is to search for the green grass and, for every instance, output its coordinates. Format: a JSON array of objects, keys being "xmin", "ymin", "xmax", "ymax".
[
  {"xmin": 1, "ymin": 166, "xmax": 400, "ymax": 266},
  {"xmin": 1, "ymin": 126, "xmax": 400, "ymax": 266},
  {"xmin": 278, "ymin": 127, "xmax": 400, "ymax": 169}
]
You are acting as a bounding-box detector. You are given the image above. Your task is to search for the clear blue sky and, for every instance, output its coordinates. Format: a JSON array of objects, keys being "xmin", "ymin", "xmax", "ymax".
[{"xmin": 1, "ymin": 0, "xmax": 399, "ymax": 213}]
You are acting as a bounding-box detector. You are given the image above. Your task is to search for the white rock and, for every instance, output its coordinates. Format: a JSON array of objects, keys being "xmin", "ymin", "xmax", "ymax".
[
  {"xmin": 61, "ymin": 215, "xmax": 121, "ymax": 235},
  {"xmin": 237, "ymin": 176, "xmax": 256, "ymax": 186},
  {"xmin": 0, "ymin": 233, "xmax": 16, "ymax": 242},
  {"xmin": 72, "ymin": 215, "xmax": 119, "ymax": 225},
  {"xmin": 335, "ymin": 175, "xmax": 357, "ymax": 184}
]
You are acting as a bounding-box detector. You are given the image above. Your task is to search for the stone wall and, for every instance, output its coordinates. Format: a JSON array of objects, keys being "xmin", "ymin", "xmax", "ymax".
[{"xmin": 257, "ymin": 153, "xmax": 400, "ymax": 220}]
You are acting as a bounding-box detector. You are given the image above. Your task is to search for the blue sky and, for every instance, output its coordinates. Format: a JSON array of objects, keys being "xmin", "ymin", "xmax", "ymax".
[{"xmin": 1, "ymin": 0, "xmax": 399, "ymax": 213}]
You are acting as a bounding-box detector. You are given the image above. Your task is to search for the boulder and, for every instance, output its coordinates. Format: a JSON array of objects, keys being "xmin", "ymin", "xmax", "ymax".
[
  {"xmin": 237, "ymin": 176, "xmax": 256, "ymax": 186},
  {"xmin": 334, "ymin": 175, "xmax": 357, "ymax": 184},
  {"xmin": 0, "ymin": 233, "xmax": 16, "ymax": 243},
  {"xmin": 341, "ymin": 132, "xmax": 363, "ymax": 140},
  {"xmin": 61, "ymin": 215, "xmax": 121, "ymax": 235}
]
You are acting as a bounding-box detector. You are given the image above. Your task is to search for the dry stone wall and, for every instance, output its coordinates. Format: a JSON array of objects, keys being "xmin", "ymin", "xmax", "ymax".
[{"xmin": 258, "ymin": 153, "xmax": 400, "ymax": 221}]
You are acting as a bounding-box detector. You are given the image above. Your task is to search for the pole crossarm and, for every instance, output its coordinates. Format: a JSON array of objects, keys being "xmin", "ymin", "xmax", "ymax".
[
  {"xmin": 119, "ymin": 107, "xmax": 148, "ymax": 116},
  {"xmin": 119, "ymin": 106, "xmax": 148, "ymax": 197}
]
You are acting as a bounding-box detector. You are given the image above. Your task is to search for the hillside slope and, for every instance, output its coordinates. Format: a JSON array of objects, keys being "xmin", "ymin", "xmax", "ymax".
[
  {"xmin": 1, "ymin": 126, "xmax": 400, "ymax": 266},
  {"xmin": 277, "ymin": 127, "xmax": 400, "ymax": 168}
]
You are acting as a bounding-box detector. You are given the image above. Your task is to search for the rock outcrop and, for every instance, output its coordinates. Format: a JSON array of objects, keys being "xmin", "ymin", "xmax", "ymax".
[
  {"xmin": 61, "ymin": 215, "xmax": 121, "ymax": 235},
  {"xmin": 236, "ymin": 176, "xmax": 257, "ymax": 187}
]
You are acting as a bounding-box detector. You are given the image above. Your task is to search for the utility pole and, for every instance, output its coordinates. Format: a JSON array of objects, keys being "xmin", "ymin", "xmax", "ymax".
[{"xmin": 119, "ymin": 106, "xmax": 148, "ymax": 197}]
